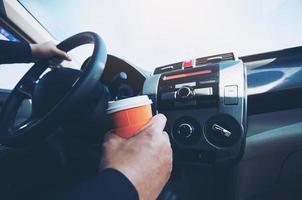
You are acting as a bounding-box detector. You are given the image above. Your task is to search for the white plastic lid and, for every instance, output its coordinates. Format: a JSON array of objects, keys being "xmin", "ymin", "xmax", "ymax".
[{"xmin": 106, "ymin": 95, "xmax": 152, "ymax": 114}]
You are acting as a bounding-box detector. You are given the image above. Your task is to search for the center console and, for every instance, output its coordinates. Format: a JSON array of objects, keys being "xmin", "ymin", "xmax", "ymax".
[{"xmin": 143, "ymin": 53, "xmax": 247, "ymax": 164}]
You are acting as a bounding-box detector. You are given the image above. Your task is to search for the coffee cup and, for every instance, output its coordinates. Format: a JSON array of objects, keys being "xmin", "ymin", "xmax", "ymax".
[{"xmin": 107, "ymin": 95, "xmax": 153, "ymax": 138}]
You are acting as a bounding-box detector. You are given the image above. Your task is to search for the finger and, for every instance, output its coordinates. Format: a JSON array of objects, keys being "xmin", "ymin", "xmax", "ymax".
[
  {"xmin": 159, "ymin": 131, "xmax": 171, "ymax": 147},
  {"xmin": 162, "ymin": 131, "xmax": 173, "ymax": 157},
  {"xmin": 103, "ymin": 130, "xmax": 124, "ymax": 143},
  {"xmin": 53, "ymin": 47, "xmax": 72, "ymax": 61},
  {"xmin": 139, "ymin": 114, "xmax": 167, "ymax": 137},
  {"xmin": 48, "ymin": 62, "xmax": 55, "ymax": 69},
  {"xmin": 48, "ymin": 58, "xmax": 63, "ymax": 68},
  {"xmin": 162, "ymin": 131, "xmax": 170, "ymax": 141}
]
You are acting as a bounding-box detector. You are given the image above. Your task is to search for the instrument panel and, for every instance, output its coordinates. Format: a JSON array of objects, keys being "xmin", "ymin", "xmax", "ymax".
[
  {"xmin": 101, "ymin": 55, "xmax": 147, "ymax": 100},
  {"xmin": 143, "ymin": 54, "xmax": 247, "ymax": 165}
]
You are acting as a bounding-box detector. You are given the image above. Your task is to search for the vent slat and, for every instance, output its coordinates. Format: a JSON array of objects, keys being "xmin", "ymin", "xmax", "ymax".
[
  {"xmin": 196, "ymin": 53, "xmax": 235, "ymax": 66},
  {"xmin": 154, "ymin": 53, "xmax": 235, "ymax": 74}
]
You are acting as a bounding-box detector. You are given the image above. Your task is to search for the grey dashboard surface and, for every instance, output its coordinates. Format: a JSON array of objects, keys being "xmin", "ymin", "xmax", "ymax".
[
  {"xmin": 236, "ymin": 122, "xmax": 302, "ymax": 199},
  {"xmin": 235, "ymin": 108, "xmax": 302, "ymax": 200},
  {"xmin": 237, "ymin": 48, "xmax": 302, "ymax": 198},
  {"xmin": 247, "ymin": 108, "xmax": 302, "ymax": 137}
]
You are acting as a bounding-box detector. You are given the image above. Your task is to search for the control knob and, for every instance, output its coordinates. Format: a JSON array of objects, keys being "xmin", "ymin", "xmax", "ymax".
[
  {"xmin": 178, "ymin": 123, "xmax": 194, "ymax": 138},
  {"xmin": 176, "ymin": 87, "xmax": 193, "ymax": 100}
]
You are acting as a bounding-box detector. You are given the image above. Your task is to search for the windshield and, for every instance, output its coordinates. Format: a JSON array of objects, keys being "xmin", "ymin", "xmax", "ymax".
[{"xmin": 19, "ymin": 0, "xmax": 302, "ymax": 71}]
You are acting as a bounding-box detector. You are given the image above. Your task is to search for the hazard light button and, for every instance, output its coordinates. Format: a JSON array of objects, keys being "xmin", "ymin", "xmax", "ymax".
[{"xmin": 183, "ymin": 59, "xmax": 193, "ymax": 69}]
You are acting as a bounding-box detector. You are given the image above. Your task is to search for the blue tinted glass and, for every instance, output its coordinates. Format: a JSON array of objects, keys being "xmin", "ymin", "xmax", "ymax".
[{"xmin": 0, "ymin": 25, "xmax": 19, "ymax": 41}]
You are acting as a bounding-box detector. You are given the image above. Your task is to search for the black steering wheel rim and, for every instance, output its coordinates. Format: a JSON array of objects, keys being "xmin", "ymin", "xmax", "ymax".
[{"xmin": 0, "ymin": 32, "xmax": 107, "ymax": 147}]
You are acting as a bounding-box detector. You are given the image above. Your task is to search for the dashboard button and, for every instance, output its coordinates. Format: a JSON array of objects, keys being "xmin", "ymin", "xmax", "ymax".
[
  {"xmin": 176, "ymin": 87, "xmax": 193, "ymax": 100},
  {"xmin": 224, "ymin": 85, "xmax": 238, "ymax": 105},
  {"xmin": 183, "ymin": 59, "xmax": 193, "ymax": 68},
  {"xmin": 194, "ymin": 87, "xmax": 213, "ymax": 96}
]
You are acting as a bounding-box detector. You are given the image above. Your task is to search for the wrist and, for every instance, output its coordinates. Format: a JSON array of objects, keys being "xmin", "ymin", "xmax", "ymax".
[
  {"xmin": 101, "ymin": 168, "xmax": 140, "ymax": 200},
  {"xmin": 103, "ymin": 166, "xmax": 144, "ymax": 199},
  {"xmin": 29, "ymin": 44, "xmax": 39, "ymax": 61}
]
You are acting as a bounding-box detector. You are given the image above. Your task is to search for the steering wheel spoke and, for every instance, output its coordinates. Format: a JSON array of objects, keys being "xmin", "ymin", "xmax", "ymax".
[
  {"xmin": 17, "ymin": 83, "xmax": 35, "ymax": 99},
  {"xmin": 14, "ymin": 117, "xmax": 37, "ymax": 132},
  {"xmin": 15, "ymin": 75, "xmax": 39, "ymax": 100}
]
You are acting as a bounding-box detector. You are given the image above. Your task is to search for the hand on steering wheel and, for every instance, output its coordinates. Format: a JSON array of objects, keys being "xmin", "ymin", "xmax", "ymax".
[{"xmin": 0, "ymin": 32, "xmax": 107, "ymax": 147}]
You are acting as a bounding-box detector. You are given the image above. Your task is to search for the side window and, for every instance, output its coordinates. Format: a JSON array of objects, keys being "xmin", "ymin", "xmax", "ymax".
[{"xmin": 0, "ymin": 24, "xmax": 34, "ymax": 90}]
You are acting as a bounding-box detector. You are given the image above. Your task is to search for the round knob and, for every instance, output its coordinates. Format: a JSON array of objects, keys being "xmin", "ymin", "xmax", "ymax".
[
  {"xmin": 177, "ymin": 87, "xmax": 193, "ymax": 99},
  {"xmin": 178, "ymin": 123, "xmax": 194, "ymax": 138},
  {"xmin": 173, "ymin": 117, "xmax": 201, "ymax": 145}
]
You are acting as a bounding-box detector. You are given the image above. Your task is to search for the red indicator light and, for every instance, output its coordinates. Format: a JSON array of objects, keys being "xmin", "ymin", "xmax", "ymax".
[
  {"xmin": 163, "ymin": 69, "xmax": 212, "ymax": 81},
  {"xmin": 183, "ymin": 59, "xmax": 193, "ymax": 68}
]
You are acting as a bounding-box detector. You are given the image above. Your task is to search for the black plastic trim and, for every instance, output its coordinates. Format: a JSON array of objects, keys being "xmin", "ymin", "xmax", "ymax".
[
  {"xmin": 0, "ymin": 0, "xmax": 6, "ymax": 18},
  {"xmin": 241, "ymin": 46, "xmax": 302, "ymax": 63},
  {"xmin": 248, "ymin": 87, "xmax": 302, "ymax": 115}
]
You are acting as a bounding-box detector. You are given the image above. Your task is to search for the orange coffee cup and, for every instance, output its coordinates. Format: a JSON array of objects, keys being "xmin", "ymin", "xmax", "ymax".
[{"xmin": 107, "ymin": 95, "xmax": 153, "ymax": 138}]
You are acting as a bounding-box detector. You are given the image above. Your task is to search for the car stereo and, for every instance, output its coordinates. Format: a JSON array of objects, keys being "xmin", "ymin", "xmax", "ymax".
[{"xmin": 143, "ymin": 53, "xmax": 247, "ymax": 164}]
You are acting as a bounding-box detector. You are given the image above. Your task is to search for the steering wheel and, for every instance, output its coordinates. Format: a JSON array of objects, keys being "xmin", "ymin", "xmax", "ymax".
[{"xmin": 0, "ymin": 32, "xmax": 107, "ymax": 147}]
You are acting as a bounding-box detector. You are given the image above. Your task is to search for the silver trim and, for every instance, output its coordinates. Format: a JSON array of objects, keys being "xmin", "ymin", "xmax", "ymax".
[
  {"xmin": 219, "ymin": 60, "xmax": 246, "ymax": 127},
  {"xmin": 212, "ymin": 124, "xmax": 232, "ymax": 137},
  {"xmin": 176, "ymin": 87, "xmax": 193, "ymax": 99},
  {"xmin": 194, "ymin": 87, "xmax": 213, "ymax": 96},
  {"xmin": 161, "ymin": 66, "xmax": 174, "ymax": 70},
  {"xmin": 200, "ymin": 60, "xmax": 247, "ymax": 160},
  {"xmin": 175, "ymin": 82, "xmax": 196, "ymax": 89},
  {"xmin": 178, "ymin": 123, "xmax": 194, "ymax": 138},
  {"xmin": 142, "ymin": 74, "xmax": 161, "ymax": 114},
  {"xmin": 207, "ymin": 56, "xmax": 223, "ymax": 62}
]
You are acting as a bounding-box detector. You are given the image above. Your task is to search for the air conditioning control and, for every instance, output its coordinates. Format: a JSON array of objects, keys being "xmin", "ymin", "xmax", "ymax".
[
  {"xmin": 212, "ymin": 124, "xmax": 232, "ymax": 137},
  {"xmin": 178, "ymin": 123, "xmax": 194, "ymax": 138},
  {"xmin": 204, "ymin": 114, "xmax": 242, "ymax": 147},
  {"xmin": 173, "ymin": 117, "xmax": 201, "ymax": 145},
  {"xmin": 144, "ymin": 58, "xmax": 247, "ymax": 164}
]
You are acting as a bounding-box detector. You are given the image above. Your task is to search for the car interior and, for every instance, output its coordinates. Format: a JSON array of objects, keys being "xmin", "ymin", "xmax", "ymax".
[{"xmin": 0, "ymin": 1, "xmax": 302, "ymax": 200}]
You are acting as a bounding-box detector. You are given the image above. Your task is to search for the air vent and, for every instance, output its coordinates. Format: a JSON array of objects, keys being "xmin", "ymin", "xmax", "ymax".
[
  {"xmin": 154, "ymin": 53, "xmax": 235, "ymax": 75},
  {"xmin": 154, "ymin": 62, "xmax": 183, "ymax": 74},
  {"xmin": 196, "ymin": 53, "xmax": 235, "ymax": 66}
]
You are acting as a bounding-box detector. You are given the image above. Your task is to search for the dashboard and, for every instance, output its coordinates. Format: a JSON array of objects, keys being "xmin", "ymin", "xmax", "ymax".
[
  {"xmin": 244, "ymin": 50, "xmax": 302, "ymax": 115},
  {"xmin": 104, "ymin": 48, "xmax": 302, "ymax": 166},
  {"xmin": 144, "ymin": 54, "xmax": 247, "ymax": 165}
]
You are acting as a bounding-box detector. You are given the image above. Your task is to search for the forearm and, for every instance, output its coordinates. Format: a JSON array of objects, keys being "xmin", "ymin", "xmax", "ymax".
[
  {"xmin": 0, "ymin": 40, "xmax": 32, "ymax": 64},
  {"xmin": 57, "ymin": 169, "xmax": 139, "ymax": 200}
]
